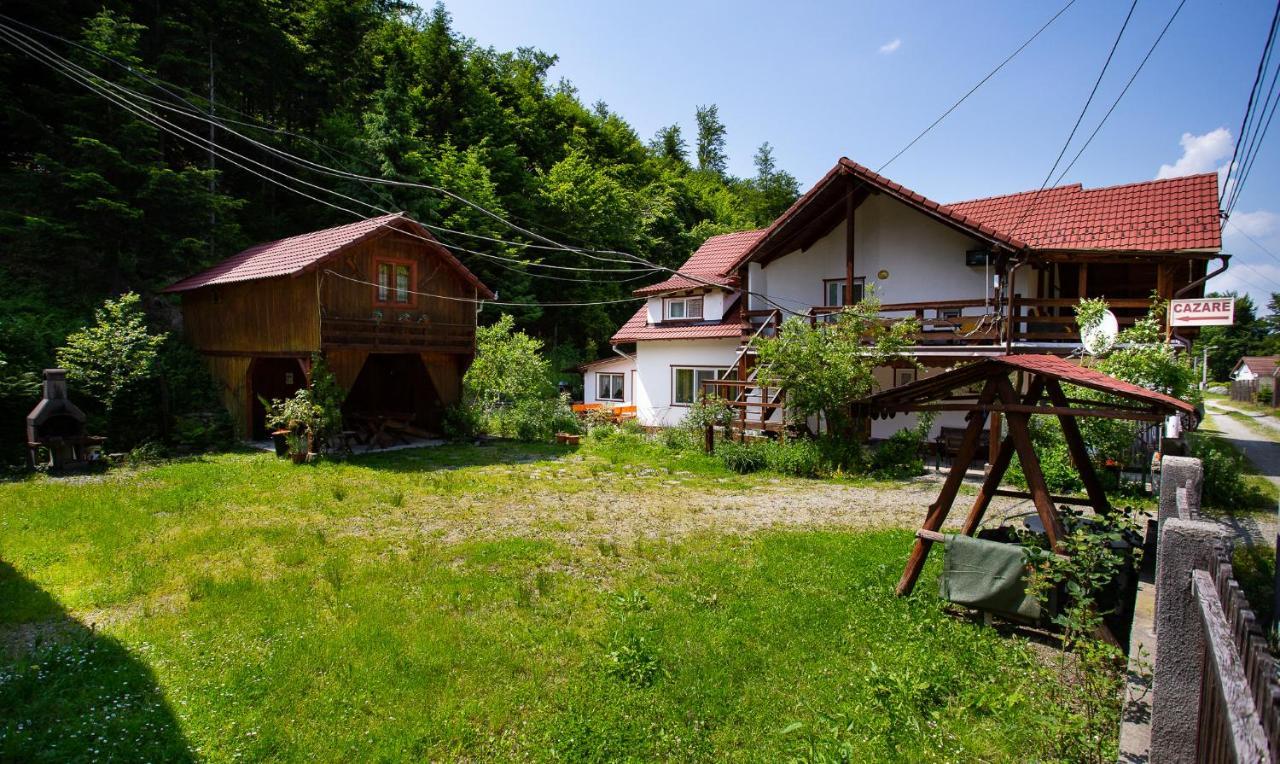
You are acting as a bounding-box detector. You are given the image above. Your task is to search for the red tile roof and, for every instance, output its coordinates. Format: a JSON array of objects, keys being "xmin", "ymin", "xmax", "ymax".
[
  {"xmin": 164, "ymin": 213, "xmax": 495, "ymax": 298},
  {"xmin": 944, "ymin": 173, "xmax": 1221, "ymax": 252},
  {"xmin": 1232, "ymin": 356, "xmax": 1280, "ymax": 377},
  {"xmin": 998, "ymin": 354, "xmax": 1194, "ymax": 413},
  {"xmin": 610, "ymin": 294, "xmax": 745, "ymax": 344},
  {"xmin": 632, "ymin": 230, "xmax": 764, "ymax": 296}
]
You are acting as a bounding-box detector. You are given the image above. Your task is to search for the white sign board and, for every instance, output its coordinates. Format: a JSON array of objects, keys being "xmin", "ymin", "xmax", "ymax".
[{"xmin": 1169, "ymin": 297, "xmax": 1235, "ymax": 327}]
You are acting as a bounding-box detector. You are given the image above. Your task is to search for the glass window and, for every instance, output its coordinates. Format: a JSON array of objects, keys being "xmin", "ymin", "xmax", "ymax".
[
  {"xmin": 665, "ymin": 296, "xmax": 704, "ymax": 320},
  {"xmin": 825, "ymin": 280, "xmax": 844, "ymax": 307},
  {"xmin": 674, "ymin": 367, "xmax": 732, "ymax": 404},
  {"xmin": 394, "ymin": 264, "xmax": 411, "ymax": 303},
  {"xmin": 667, "ymin": 299, "xmax": 686, "ymax": 319},
  {"xmin": 377, "ymin": 262, "xmax": 392, "ymax": 302},
  {"xmin": 597, "ymin": 373, "xmax": 624, "ymax": 401}
]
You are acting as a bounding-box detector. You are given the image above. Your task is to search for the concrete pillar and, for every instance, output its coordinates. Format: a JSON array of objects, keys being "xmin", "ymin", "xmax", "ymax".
[
  {"xmin": 1158, "ymin": 455, "xmax": 1203, "ymax": 523},
  {"xmin": 1149, "ymin": 518, "xmax": 1228, "ymax": 763}
]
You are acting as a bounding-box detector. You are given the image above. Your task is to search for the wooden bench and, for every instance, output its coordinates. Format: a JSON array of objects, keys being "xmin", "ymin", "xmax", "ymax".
[
  {"xmin": 611, "ymin": 405, "xmax": 637, "ymax": 423},
  {"xmin": 571, "ymin": 403, "xmax": 603, "ymax": 417},
  {"xmin": 934, "ymin": 426, "xmax": 989, "ymax": 471}
]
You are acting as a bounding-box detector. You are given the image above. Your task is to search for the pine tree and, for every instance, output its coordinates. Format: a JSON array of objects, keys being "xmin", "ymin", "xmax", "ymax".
[{"xmin": 651, "ymin": 124, "xmax": 687, "ymax": 164}]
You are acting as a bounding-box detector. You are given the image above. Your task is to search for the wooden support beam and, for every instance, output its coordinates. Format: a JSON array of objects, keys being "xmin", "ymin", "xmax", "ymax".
[
  {"xmin": 991, "ymin": 489, "xmax": 1095, "ymax": 506},
  {"xmin": 845, "ymin": 190, "xmax": 856, "ymax": 305},
  {"xmin": 896, "ymin": 377, "xmax": 999, "ymax": 596},
  {"xmin": 996, "ymin": 376, "xmax": 1067, "ymax": 551},
  {"xmin": 887, "ymin": 402, "xmax": 1164, "ymax": 422},
  {"xmin": 1044, "ymin": 379, "xmax": 1112, "ymax": 515},
  {"xmin": 962, "ymin": 378, "xmax": 1045, "ymax": 536}
]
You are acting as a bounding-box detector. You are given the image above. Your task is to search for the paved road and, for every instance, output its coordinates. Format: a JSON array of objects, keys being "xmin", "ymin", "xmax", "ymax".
[{"xmin": 1201, "ymin": 400, "xmax": 1280, "ymax": 545}]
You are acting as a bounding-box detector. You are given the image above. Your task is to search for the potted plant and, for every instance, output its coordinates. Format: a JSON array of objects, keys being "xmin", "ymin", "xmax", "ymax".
[{"xmin": 264, "ymin": 390, "xmax": 322, "ymax": 464}]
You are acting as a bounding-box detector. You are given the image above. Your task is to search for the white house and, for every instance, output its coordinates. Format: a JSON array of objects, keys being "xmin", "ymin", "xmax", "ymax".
[
  {"xmin": 583, "ymin": 157, "xmax": 1224, "ymax": 444},
  {"xmin": 1231, "ymin": 356, "xmax": 1279, "ymax": 390}
]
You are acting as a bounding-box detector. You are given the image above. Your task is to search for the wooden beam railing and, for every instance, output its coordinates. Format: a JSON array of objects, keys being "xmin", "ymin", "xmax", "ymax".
[{"xmin": 322, "ymin": 317, "xmax": 475, "ymax": 353}]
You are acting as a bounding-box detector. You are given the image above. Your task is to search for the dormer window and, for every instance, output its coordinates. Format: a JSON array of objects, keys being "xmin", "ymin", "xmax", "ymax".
[
  {"xmin": 374, "ymin": 258, "xmax": 416, "ymax": 306},
  {"xmin": 665, "ymin": 295, "xmax": 704, "ymax": 321}
]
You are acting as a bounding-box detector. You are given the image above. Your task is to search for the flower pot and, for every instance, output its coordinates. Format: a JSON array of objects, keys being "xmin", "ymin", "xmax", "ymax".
[{"xmin": 271, "ymin": 430, "xmax": 290, "ymax": 457}]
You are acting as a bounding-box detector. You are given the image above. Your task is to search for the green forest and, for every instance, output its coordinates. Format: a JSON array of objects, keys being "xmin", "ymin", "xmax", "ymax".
[{"xmin": 0, "ymin": 0, "xmax": 800, "ymax": 459}]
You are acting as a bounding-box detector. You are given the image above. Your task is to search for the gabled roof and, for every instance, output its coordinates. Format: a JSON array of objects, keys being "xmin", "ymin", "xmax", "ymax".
[
  {"xmin": 611, "ymin": 293, "xmax": 744, "ymax": 344},
  {"xmin": 945, "ymin": 173, "xmax": 1221, "ymax": 252},
  {"xmin": 632, "ymin": 230, "xmax": 764, "ymax": 296},
  {"xmin": 1232, "ymin": 356, "xmax": 1280, "ymax": 377},
  {"xmin": 855, "ymin": 354, "xmax": 1194, "ymax": 419},
  {"xmin": 165, "ymin": 213, "xmax": 495, "ymax": 298},
  {"xmin": 732, "ymin": 158, "xmax": 1030, "ymax": 270}
]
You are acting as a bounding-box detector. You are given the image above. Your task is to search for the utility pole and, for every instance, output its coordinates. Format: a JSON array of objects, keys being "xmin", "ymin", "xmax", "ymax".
[{"xmin": 1200, "ymin": 344, "xmax": 1214, "ymax": 390}]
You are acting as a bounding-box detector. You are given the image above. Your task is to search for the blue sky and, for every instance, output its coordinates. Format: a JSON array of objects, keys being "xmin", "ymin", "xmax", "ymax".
[{"xmin": 439, "ymin": 0, "xmax": 1279, "ymax": 309}]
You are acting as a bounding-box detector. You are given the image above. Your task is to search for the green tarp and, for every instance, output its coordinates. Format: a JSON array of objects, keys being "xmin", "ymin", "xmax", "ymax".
[{"xmin": 939, "ymin": 534, "xmax": 1041, "ymax": 620}]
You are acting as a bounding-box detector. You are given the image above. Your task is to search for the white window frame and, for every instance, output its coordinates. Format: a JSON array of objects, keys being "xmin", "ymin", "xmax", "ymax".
[
  {"xmin": 664, "ymin": 295, "xmax": 704, "ymax": 321},
  {"xmin": 597, "ymin": 372, "xmax": 625, "ymax": 402},
  {"xmin": 672, "ymin": 366, "xmax": 732, "ymax": 406},
  {"xmin": 823, "ymin": 277, "xmax": 866, "ymax": 307}
]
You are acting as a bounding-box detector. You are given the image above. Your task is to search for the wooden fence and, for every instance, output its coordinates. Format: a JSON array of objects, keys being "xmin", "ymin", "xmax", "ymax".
[
  {"xmin": 1174, "ymin": 477, "xmax": 1280, "ymax": 763},
  {"xmin": 1231, "ymin": 379, "xmax": 1259, "ymax": 404}
]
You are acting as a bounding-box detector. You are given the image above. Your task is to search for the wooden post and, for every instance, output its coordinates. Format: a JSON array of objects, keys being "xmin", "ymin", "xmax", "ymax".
[
  {"xmin": 705, "ymin": 423, "xmax": 714, "ymax": 455},
  {"xmin": 988, "ymin": 411, "xmax": 1001, "ymax": 466},
  {"xmin": 996, "ymin": 376, "xmax": 1066, "ymax": 551},
  {"xmin": 963, "ymin": 378, "xmax": 1045, "ymax": 535},
  {"xmin": 896, "ymin": 377, "xmax": 999, "ymax": 596},
  {"xmin": 845, "ymin": 190, "xmax": 856, "ymax": 305},
  {"xmin": 1044, "ymin": 379, "xmax": 1112, "ymax": 515},
  {"xmin": 1077, "ymin": 263, "xmax": 1088, "ymax": 298}
]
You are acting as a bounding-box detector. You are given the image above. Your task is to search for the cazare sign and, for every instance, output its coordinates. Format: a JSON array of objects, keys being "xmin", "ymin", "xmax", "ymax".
[{"xmin": 1168, "ymin": 298, "xmax": 1235, "ymax": 327}]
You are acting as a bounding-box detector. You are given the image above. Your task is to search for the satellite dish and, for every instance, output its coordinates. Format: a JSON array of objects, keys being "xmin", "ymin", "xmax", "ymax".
[{"xmin": 1082, "ymin": 309, "xmax": 1119, "ymax": 355}]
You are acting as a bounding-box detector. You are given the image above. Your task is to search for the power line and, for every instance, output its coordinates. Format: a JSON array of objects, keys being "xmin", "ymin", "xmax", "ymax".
[
  {"xmin": 1221, "ymin": 0, "xmax": 1280, "ymax": 211},
  {"xmin": 877, "ymin": 0, "xmax": 1078, "ymax": 173},
  {"xmin": 0, "ymin": 24, "xmax": 658, "ymax": 281},
  {"xmin": 1007, "ymin": 0, "xmax": 1140, "ymax": 238},
  {"xmin": 0, "ymin": 19, "xmax": 811, "ymax": 316},
  {"xmin": 1227, "ymin": 218, "xmax": 1280, "ymax": 267},
  {"xmin": 322, "ymin": 269, "xmax": 644, "ymax": 308},
  {"xmin": 1050, "ymin": 0, "xmax": 1188, "ymax": 187}
]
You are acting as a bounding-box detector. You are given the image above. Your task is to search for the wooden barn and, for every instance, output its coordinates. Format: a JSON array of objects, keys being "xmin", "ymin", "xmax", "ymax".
[{"xmin": 165, "ymin": 213, "xmax": 494, "ymax": 439}]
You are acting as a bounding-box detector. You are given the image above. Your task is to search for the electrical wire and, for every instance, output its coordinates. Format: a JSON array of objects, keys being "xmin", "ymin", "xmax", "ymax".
[
  {"xmin": 876, "ymin": 0, "xmax": 1078, "ymax": 173},
  {"xmin": 1007, "ymin": 0, "xmax": 1140, "ymax": 238},
  {"xmin": 0, "ymin": 19, "xmax": 810, "ymax": 317},
  {"xmin": 1221, "ymin": 0, "xmax": 1280, "ymax": 212},
  {"xmin": 322, "ymin": 269, "xmax": 644, "ymax": 307},
  {"xmin": 0, "ymin": 24, "xmax": 660, "ymax": 280},
  {"xmin": 1049, "ymin": 0, "xmax": 1188, "ymax": 187}
]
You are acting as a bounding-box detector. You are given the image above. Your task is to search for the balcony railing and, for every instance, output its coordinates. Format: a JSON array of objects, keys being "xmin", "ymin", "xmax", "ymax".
[
  {"xmin": 741, "ymin": 296, "xmax": 1156, "ymax": 349},
  {"xmin": 321, "ymin": 316, "xmax": 475, "ymax": 353}
]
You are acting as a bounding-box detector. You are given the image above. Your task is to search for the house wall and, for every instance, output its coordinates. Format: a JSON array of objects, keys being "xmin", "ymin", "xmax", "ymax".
[
  {"xmin": 318, "ymin": 230, "xmax": 476, "ymax": 328},
  {"xmin": 748, "ymin": 194, "xmax": 993, "ymax": 311},
  {"xmin": 181, "ymin": 273, "xmax": 320, "ymax": 353},
  {"xmin": 634, "ymin": 338, "xmax": 741, "ymax": 427},
  {"xmin": 582, "ymin": 356, "xmax": 637, "ymax": 405},
  {"xmin": 646, "ymin": 289, "xmax": 728, "ymax": 323},
  {"xmin": 868, "ymin": 365, "xmax": 970, "ymax": 440}
]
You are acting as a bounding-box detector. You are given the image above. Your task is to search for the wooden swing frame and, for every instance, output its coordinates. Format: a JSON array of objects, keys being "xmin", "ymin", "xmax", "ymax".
[{"xmin": 851, "ymin": 354, "xmax": 1194, "ymax": 597}]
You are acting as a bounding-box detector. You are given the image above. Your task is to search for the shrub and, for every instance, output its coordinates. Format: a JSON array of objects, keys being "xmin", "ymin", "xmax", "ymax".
[
  {"xmin": 661, "ymin": 426, "xmax": 699, "ymax": 452},
  {"xmin": 1259, "ymin": 386, "xmax": 1273, "ymax": 405},
  {"xmin": 441, "ymin": 404, "xmax": 482, "ymax": 440},
  {"xmin": 490, "ymin": 394, "xmax": 578, "ymax": 442},
  {"xmin": 717, "ymin": 441, "xmax": 770, "ymax": 474},
  {"xmin": 1233, "ymin": 543, "xmax": 1276, "ymax": 638},
  {"xmin": 871, "ymin": 428, "xmax": 925, "ymax": 479},
  {"xmin": 765, "ymin": 438, "xmax": 826, "ymax": 478},
  {"xmin": 1006, "ymin": 417, "xmax": 1086, "ymax": 495},
  {"xmin": 1186, "ymin": 433, "xmax": 1258, "ymax": 508}
]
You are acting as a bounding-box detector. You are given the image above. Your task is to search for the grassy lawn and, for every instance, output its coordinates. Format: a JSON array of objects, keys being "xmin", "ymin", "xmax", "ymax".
[{"xmin": 2, "ymin": 438, "xmax": 1074, "ymax": 761}]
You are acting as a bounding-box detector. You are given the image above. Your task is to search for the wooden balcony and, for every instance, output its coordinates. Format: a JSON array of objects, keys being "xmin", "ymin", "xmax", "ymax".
[
  {"xmin": 741, "ymin": 296, "xmax": 1157, "ymax": 350},
  {"xmin": 321, "ymin": 316, "xmax": 475, "ymax": 354}
]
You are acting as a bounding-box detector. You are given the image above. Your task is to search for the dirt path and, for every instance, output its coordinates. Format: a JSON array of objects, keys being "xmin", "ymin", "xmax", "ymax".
[{"xmin": 1201, "ymin": 401, "xmax": 1280, "ymax": 546}]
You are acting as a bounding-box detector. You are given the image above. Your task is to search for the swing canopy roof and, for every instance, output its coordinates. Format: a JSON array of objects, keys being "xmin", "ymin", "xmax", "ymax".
[{"xmin": 854, "ymin": 354, "xmax": 1194, "ymax": 421}]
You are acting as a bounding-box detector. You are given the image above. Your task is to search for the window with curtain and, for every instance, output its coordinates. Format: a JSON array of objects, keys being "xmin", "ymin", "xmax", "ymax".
[
  {"xmin": 374, "ymin": 259, "xmax": 414, "ymax": 305},
  {"xmin": 597, "ymin": 372, "xmax": 625, "ymax": 401}
]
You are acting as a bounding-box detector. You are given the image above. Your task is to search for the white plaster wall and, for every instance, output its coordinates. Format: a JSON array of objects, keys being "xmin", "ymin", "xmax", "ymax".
[
  {"xmin": 867, "ymin": 364, "xmax": 971, "ymax": 440},
  {"xmin": 634, "ymin": 338, "xmax": 741, "ymax": 427},
  {"xmin": 582, "ymin": 355, "xmax": 637, "ymax": 405},
  {"xmin": 647, "ymin": 289, "xmax": 729, "ymax": 323},
  {"xmin": 750, "ymin": 194, "xmax": 995, "ymax": 311},
  {"xmin": 1233, "ymin": 367, "xmax": 1257, "ymax": 381}
]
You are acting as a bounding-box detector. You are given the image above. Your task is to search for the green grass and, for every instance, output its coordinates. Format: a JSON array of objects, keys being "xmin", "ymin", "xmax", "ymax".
[{"xmin": 1, "ymin": 440, "xmax": 1075, "ymax": 761}]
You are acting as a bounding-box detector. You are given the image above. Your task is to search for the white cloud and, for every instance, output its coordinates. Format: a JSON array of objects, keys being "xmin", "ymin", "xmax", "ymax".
[
  {"xmin": 1156, "ymin": 127, "xmax": 1233, "ymax": 185},
  {"xmin": 1226, "ymin": 209, "xmax": 1279, "ymax": 239},
  {"xmin": 878, "ymin": 38, "xmax": 901, "ymax": 54}
]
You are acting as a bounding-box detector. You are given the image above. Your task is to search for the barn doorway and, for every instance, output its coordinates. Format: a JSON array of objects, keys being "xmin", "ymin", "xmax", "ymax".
[
  {"xmin": 343, "ymin": 353, "xmax": 445, "ymax": 435},
  {"xmin": 249, "ymin": 357, "xmax": 307, "ymax": 439}
]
